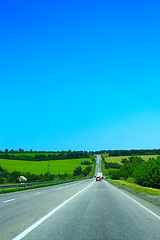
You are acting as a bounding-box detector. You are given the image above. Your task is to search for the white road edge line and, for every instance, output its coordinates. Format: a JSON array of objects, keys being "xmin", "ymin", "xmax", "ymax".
[
  {"xmin": 3, "ymin": 199, "xmax": 15, "ymax": 203},
  {"xmin": 12, "ymin": 180, "xmax": 95, "ymax": 240},
  {"xmin": 107, "ymin": 181, "xmax": 160, "ymax": 220}
]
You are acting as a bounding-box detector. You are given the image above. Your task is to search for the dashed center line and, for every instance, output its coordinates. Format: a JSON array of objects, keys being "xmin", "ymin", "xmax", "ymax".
[
  {"xmin": 3, "ymin": 199, "xmax": 15, "ymax": 203},
  {"xmin": 12, "ymin": 180, "xmax": 94, "ymax": 240}
]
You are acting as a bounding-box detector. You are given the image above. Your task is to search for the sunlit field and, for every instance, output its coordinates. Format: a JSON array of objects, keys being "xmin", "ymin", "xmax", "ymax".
[
  {"xmin": 102, "ymin": 155, "xmax": 159, "ymax": 164},
  {"xmin": 0, "ymin": 158, "xmax": 89, "ymax": 175}
]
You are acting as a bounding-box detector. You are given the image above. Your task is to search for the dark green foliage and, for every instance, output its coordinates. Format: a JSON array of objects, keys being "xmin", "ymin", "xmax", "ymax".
[
  {"xmin": 86, "ymin": 166, "xmax": 92, "ymax": 171},
  {"xmin": 7, "ymin": 170, "xmax": 21, "ymax": 183},
  {"xmin": 0, "ymin": 165, "xmax": 69, "ymax": 183},
  {"xmin": 73, "ymin": 166, "xmax": 82, "ymax": 176},
  {"xmin": 82, "ymin": 166, "xmax": 92, "ymax": 176},
  {"xmin": 105, "ymin": 162, "xmax": 121, "ymax": 169},
  {"xmin": 0, "ymin": 166, "xmax": 9, "ymax": 183},
  {"xmin": 0, "ymin": 150, "xmax": 90, "ymax": 161},
  {"xmin": 118, "ymin": 156, "xmax": 144, "ymax": 180},
  {"xmin": 107, "ymin": 149, "xmax": 160, "ymax": 156},
  {"xmin": 81, "ymin": 161, "xmax": 90, "ymax": 165},
  {"xmin": 109, "ymin": 156, "xmax": 160, "ymax": 189},
  {"xmin": 109, "ymin": 170, "xmax": 121, "ymax": 180},
  {"xmin": 92, "ymin": 149, "xmax": 160, "ymax": 156},
  {"xmin": 101, "ymin": 155, "xmax": 105, "ymax": 161},
  {"xmin": 0, "ymin": 176, "xmax": 4, "ymax": 184},
  {"xmin": 121, "ymin": 158, "xmax": 128, "ymax": 164},
  {"xmin": 82, "ymin": 169, "xmax": 89, "ymax": 176},
  {"xmin": 134, "ymin": 157, "xmax": 160, "ymax": 189},
  {"xmin": 127, "ymin": 156, "xmax": 144, "ymax": 164}
]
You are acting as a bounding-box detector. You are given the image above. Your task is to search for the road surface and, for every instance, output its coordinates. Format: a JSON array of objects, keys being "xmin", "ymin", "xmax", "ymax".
[
  {"xmin": 0, "ymin": 155, "xmax": 160, "ymax": 240},
  {"xmin": 95, "ymin": 154, "xmax": 101, "ymax": 176}
]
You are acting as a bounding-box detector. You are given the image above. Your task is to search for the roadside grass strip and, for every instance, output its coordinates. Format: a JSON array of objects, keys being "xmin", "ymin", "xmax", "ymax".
[
  {"xmin": 107, "ymin": 179, "xmax": 160, "ymax": 196},
  {"xmin": 12, "ymin": 180, "xmax": 95, "ymax": 240},
  {"xmin": 0, "ymin": 179, "xmax": 83, "ymax": 194},
  {"xmin": 106, "ymin": 179, "xmax": 160, "ymax": 207}
]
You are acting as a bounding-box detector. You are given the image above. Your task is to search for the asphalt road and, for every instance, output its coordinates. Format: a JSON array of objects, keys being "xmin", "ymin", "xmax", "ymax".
[
  {"xmin": 95, "ymin": 155, "xmax": 101, "ymax": 176},
  {"xmin": 0, "ymin": 156, "xmax": 160, "ymax": 240}
]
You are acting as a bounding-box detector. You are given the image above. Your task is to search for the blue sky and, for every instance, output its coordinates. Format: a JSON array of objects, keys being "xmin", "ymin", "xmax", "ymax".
[{"xmin": 0, "ymin": 0, "xmax": 160, "ymax": 151}]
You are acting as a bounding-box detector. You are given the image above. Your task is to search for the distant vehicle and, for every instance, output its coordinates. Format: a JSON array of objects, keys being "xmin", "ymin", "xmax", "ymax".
[
  {"xmin": 96, "ymin": 177, "xmax": 101, "ymax": 181},
  {"xmin": 97, "ymin": 172, "xmax": 103, "ymax": 179},
  {"xmin": 18, "ymin": 176, "xmax": 27, "ymax": 183}
]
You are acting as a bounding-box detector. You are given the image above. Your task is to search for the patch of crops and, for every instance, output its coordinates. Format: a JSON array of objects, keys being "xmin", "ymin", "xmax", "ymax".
[{"xmin": 103, "ymin": 155, "xmax": 159, "ymax": 165}]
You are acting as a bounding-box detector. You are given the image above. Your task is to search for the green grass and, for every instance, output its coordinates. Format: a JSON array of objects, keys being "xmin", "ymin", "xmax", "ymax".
[
  {"xmin": 106, "ymin": 179, "xmax": 160, "ymax": 196},
  {"xmin": 0, "ymin": 158, "xmax": 89, "ymax": 175},
  {"xmin": 90, "ymin": 160, "xmax": 96, "ymax": 176}
]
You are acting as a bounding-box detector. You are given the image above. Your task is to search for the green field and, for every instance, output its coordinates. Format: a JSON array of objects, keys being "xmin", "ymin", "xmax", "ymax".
[
  {"xmin": 103, "ymin": 155, "xmax": 159, "ymax": 165},
  {"xmin": 0, "ymin": 158, "xmax": 89, "ymax": 175}
]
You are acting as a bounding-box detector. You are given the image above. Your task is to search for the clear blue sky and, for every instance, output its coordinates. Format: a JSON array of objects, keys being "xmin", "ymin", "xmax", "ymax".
[{"xmin": 0, "ymin": 0, "xmax": 160, "ymax": 151}]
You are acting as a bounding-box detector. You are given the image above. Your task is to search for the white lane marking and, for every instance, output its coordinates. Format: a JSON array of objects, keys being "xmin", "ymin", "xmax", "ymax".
[
  {"xmin": 107, "ymin": 182, "xmax": 160, "ymax": 220},
  {"xmin": 35, "ymin": 192, "xmax": 41, "ymax": 195},
  {"xmin": 12, "ymin": 180, "xmax": 94, "ymax": 240},
  {"xmin": 3, "ymin": 199, "xmax": 15, "ymax": 203}
]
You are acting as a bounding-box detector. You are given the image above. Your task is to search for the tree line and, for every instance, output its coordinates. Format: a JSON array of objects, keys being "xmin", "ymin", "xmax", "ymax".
[
  {"xmin": 0, "ymin": 157, "xmax": 94, "ymax": 184},
  {"xmin": 0, "ymin": 165, "xmax": 92, "ymax": 184},
  {"xmin": 0, "ymin": 166, "xmax": 69, "ymax": 183},
  {"xmin": 106, "ymin": 156, "xmax": 160, "ymax": 189},
  {"xmin": 0, "ymin": 151, "xmax": 90, "ymax": 161},
  {"xmin": 92, "ymin": 149, "xmax": 160, "ymax": 156}
]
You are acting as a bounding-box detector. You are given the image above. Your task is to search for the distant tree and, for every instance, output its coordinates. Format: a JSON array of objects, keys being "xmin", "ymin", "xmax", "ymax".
[
  {"xmin": 81, "ymin": 161, "xmax": 90, "ymax": 165},
  {"xmin": 0, "ymin": 176, "xmax": 4, "ymax": 184},
  {"xmin": 109, "ymin": 170, "xmax": 120, "ymax": 180},
  {"xmin": 83, "ymin": 169, "xmax": 89, "ymax": 176},
  {"xmin": 73, "ymin": 166, "xmax": 82, "ymax": 176}
]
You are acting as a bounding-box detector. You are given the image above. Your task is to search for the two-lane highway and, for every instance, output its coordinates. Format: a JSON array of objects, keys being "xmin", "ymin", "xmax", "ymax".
[
  {"xmin": 0, "ymin": 155, "xmax": 160, "ymax": 240},
  {"xmin": 95, "ymin": 154, "xmax": 101, "ymax": 176}
]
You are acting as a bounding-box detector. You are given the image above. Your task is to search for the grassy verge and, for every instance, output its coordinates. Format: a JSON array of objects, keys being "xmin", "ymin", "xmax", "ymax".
[
  {"xmin": 91, "ymin": 159, "xmax": 96, "ymax": 176},
  {"xmin": 106, "ymin": 179, "xmax": 160, "ymax": 206},
  {"xmin": 101, "ymin": 156, "xmax": 105, "ymax": 175},
  {"xmin": 0, "ymin": 179, "xmax": 84, "ymax": 194}
]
